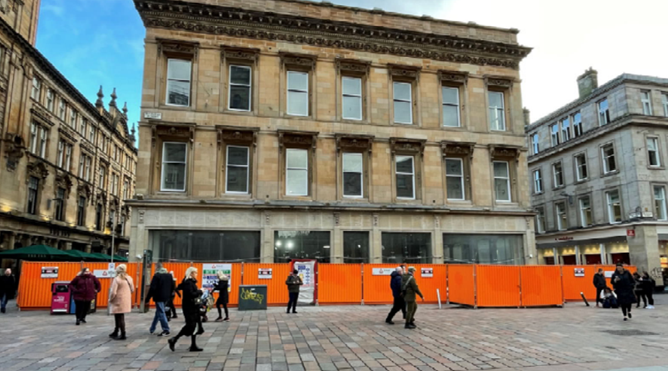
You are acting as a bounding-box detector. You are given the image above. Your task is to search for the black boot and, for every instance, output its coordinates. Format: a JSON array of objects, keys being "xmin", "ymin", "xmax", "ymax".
[
  {"xmin": 168, "ymin": 336, "xmax": 178, "ymax": 352},
  {"xmin": 109, "ymin": 328, "xmax": 119, "ymax": 338},
  {"xmin": 114, "ymin": 331, "xmax": 127, "ymax": 341},
  {"xmin": 189, "ymin": 335, "xmax": 203, "ymax": 352}
]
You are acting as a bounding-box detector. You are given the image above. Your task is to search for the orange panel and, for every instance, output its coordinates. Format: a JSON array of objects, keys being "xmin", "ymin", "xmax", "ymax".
[
  {"xmin": 447, "ymin": 265, "xmax": 475, "ymax": 306},
  {"xmin": 408, "ymin": 264, "xmax": 446, "ymax": 304},
  {"xmin": 242, "ymin": 263, "xmax": 291, "ymax": 305},
  {"xmin": 362, "ymin": 264, "xmax": 400, "ymax": 304},
  {"xmin": 84, "ymin": 262, "xmax": 142, "ymax": 308},
  {"xmin": 561, "ymin": 265, "xmax": 597, "ymax": 301},
  {"xmin": 595, "ymin": 265, "xmax": 637, "ymax": 294},
  {"xmin": 17, "ymin": 261, "xmax": 84, "ymax": 309},
  {"xmin": 520, "ymin": 266, "xmax": 563, "ymax": 307},
  {"xmin": 318, "ymin": 264, "xmax": 362, "ymax": 304},
  {"xmin": 476, "ymin": 265, "xmax": 520, "ymax": 308}
]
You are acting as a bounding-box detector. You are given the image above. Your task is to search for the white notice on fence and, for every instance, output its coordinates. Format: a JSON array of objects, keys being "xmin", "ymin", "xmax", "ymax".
[
  {"xmin": 604, "ymin": 271, "xmax": 614, "ymax": 278},
  {"xmin": 93, "ymin": 269, "xmax": 116, "ymax": 279},
  {"xmin": 258, "ymin": 268, "xmax": 273, "ymax": 279},
  {"xmin": 421, "ymin": 267, "xmax": 434, "ymax": 278},
  {"xmin": 41, "ymin": 267, "xmax": 58, "ymax": 278},
  {"xmin": 372, "ymin": 268, "xmax": 394, "ymax": 276},
  {"xmin": 574, "ymin": 267, "xmax": 585, "ymax": 277}
]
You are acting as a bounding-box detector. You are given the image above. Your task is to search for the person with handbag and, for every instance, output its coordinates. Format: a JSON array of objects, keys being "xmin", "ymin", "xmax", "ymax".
[
  {"xmin": 69, "ymin": 267, "xmax": 101, "ymax": 325},
  {"xmin": 213, "ymin": 271, "xmax": 230, "ymax": 322},
  {"xmin": 168, "ymin": 267, "xmax": 204, "ymax": 352},
  {"xmin": 109, "ymin": 264, "xmax": 135, "ymax": 340},
  {"xmin": 401, "ymin": 266, "xmax": 424, "ymax": 329},
  {"xmin": 285, "ymin": 269, "xmax": 303, "ymax": 314}
]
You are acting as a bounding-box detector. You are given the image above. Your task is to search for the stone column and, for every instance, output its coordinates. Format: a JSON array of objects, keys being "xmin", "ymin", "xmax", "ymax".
[
  {"xmin": 332, "ymin": 213, "xmax": 342, "ymax": 263},
  {"xmin": 370, "ymin": 214, "xmax": 382, "ymax": 263},
  {"xmin": 261, "ymin": 211, "xmax": 274, "ymax": 263},
  {"xmin": 574, "ymin": 245, "xmax": 581, "ymax": 265},
  {"xmin": 432, "ymin": 215, "xmax": 443, "ymax": 264},
  {"xmin": 599, "ymin": 243, "xmax": 607, "ymax": 264},
  {"xmin": 4, "ymin": 232, "xmax": 15, "ymax": 251},
  {"xmin": 627, "ymin": 225, "xmax": 664, "ymax": 286},
  {"xmin": 64, "ymin": 242, "xmax": 73, "ymax": 251},
  {"xmin": 85, "ymin": 244, "xmax": 92, "ymax": 253}
]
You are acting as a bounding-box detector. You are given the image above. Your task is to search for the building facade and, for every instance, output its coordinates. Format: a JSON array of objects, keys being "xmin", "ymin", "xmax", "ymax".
[
  {"xmin": 0, "ymin": 0, "xmax": 137, "ymax": 257},
  {"xmin": 527, "ymin": 69, "xmax": 668, "ymax": 285},
  {"xmin": 130, "ymin": 0, "xmax": 533, "ymax": 265}
]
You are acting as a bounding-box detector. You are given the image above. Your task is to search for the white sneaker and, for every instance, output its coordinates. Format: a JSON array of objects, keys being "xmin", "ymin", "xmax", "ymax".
[{"xmin": 647, "ymin": 305, "xmax": 655, "ymax": 309}]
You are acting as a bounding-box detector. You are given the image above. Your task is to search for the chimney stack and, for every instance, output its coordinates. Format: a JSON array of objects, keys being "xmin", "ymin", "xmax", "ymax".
[
  {"xmin": 577, "ymin": 68, "xmax": 598, "ymax": 98},
  {"xmin": 523, "ymin": 108, "xmax": 530, "ymax": 126}
]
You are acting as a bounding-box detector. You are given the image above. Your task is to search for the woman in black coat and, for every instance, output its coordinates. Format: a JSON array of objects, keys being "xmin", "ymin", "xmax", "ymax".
[
  {"xmin": 213, "ymin": 271, "xmax": 229, "ymax": 322},
  {"xmin": 611, "ymin": 263, "xmax": 636, "ymax": 321},
  {"xmin": 168, "ymin": 267, "xmax": 203, "ymax": 352}
]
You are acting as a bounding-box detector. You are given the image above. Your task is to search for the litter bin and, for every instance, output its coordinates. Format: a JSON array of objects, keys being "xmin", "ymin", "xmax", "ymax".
[
  {"xmin": 238, "ymin": 285, "xmax": 267, "ymax": 311},
  {"xmin": 51, "ymin": 281, "xmax": 71, "ymax": 314}
]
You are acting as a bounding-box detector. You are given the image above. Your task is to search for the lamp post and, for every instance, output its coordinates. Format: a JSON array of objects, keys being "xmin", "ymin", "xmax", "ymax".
[{"xmin": 110, "ymin": 211, "xmax": 116, "ymax": 263}]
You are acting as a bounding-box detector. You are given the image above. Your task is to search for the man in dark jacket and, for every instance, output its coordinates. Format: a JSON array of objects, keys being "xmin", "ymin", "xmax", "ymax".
[
  {"xmin": 385, "ymin": 267, "xmax": 406, "ymax": 324},
  {"xmin": 593, "ymin": 269, "xmax": 607, "ymax": 307},
  {"xmin": 286, "ymin": 269, "xmax": 303, "ymax": 314},
  {"xmin": 145, "ymin": 267, "xmax": 174, "ymax": 336},
  {"xmin": 402, "ymin": 267, "xmax": 424, "ymax": 329},
  {"xmin": 0, "ymin": 268, "xmax": 16, "ymax": 314}
]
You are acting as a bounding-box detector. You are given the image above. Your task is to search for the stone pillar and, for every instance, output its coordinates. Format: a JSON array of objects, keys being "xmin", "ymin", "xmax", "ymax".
[
  {"xmin": 64, "ymin": 242, "xmax": 73, "ymax": 251},
  {"xmin": 432, "ymin": 215, "xmax": 443, "ymax": 264},
  {"xmin": 574, "ymin": 245, "xmax": 581, "ymax": 265},
  {"xmin": 4, "ymin": 232, "xmax": 15, "ymax": 251},
  {"xmin": 332, "ymin": 213, "xmax": 342, "ymax": 263},
  {"xmin": 599, "ymin": 243, "xmax": 607, "ymax": 264},
  {"xmin": 627, "ymin": 225, "xmax": 663, "ymax": 286},
  {"xmin": 552, "ymin": 248, "xmax": 558, "ymax": 265},
  {"xmin": 261, "ymin": 211, "xmax": 274, "ymax": 263},
  {"xmin": 370, "ymin": 214, "xmax": 382, "ymax": 263},
  {"xmin": 85, "ymin": 244, "xmax": 92, "ymax": 253}
]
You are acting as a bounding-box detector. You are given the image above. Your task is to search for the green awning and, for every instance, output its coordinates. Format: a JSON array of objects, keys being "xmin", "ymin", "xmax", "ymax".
[{"xmin": 0, "ymin": 245, "xmax": 73, "ymax": 260}]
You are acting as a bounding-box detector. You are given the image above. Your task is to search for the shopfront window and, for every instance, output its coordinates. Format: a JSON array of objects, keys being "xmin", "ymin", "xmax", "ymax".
[
  {"xmin": 443, "ymin": 234, "xmax": 524, "ymax": 264},
  {"xmin": 381, "ymin": 233, "xmax": 431, "ymax": 264},
  {"xmin": 150, "ymin": 230, "xmax": 261, "ymax": 262},
  {"xmin": 274, "ymin": 231, "xmax": 330, "ymax": 263},
  {"xmin": 343, "ymin": 231, "xmax": 369, "ymax": 263}
]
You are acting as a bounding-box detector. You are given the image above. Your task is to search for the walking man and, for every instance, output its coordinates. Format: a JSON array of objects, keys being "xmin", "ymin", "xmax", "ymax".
[
  {"xmin": 145, "ymin": 267, "xmax": 173, "ymax": 336},
  {"xmin": 0, "ymin": 268, "xmax": 16, "ymax": 313},
  {"xmin": 593, "ymin": 268, "xmax": 606, "ymax": 307},
  {"xmin": 286, "ymin": 269, "xmax": 303, "ymax": 314},
  {"xmin": 402, "ymin": 266, "xmax": 424, "ymax": 329},
  {"xmin": 385, "ymin": 266, "xmax": 406, "ymax": 324}
]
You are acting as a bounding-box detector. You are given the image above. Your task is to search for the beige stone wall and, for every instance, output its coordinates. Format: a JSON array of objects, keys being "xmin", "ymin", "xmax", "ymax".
[{"xmin": 0, "ymin": 0, "xmax": 40, "ymax": 45}]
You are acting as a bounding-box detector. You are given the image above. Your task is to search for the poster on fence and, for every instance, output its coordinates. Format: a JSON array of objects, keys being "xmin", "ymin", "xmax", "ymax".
[
  {"xmin": 258, "ymin": 268, "xmax": 272, "ymax": 279},
  {"xmin": 421, "ymin": 267, "xmax": 433, "ymax": 278},
  {"xmin": 93, "ymin": 269, "xmax": 116, "ymax": 278},
  {"xmin": 41, "ymin": 267, "xmax": 58, "ymax": 278},
  {"xmin": 574, "ymin": 267, "xmax": 585, "ymax": 277},
  {"xmin": 202, "ymin": 264, "xmax": 231, "ymax": 292},
  {"xmin": 292, "ymin": 260, "xmax": 316, "ymax": 305},
  {"xmin": 372, "ymin": 268, "xmax": 394, "ymax": 276}
]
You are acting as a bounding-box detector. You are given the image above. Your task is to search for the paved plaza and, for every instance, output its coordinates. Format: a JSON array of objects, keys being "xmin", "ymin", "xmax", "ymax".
[{"xmin": 1, "ymin": 297, "xmax": 668, "ymax": 371}]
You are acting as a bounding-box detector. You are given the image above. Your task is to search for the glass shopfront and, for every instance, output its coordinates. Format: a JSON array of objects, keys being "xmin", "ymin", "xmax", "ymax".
[
  {"xmin": 274, "ymin": 231, "xmax": 331, "ymax": 263},
  {"xmin": 381, "ymin": 232, "xmax": 432, "ymax": 263},
  {"xmin": 443, "ymin": 234, "xmax": 524, "ymax": 264},
  {"xmin": 150, "ymin": 230, "xmax": 261, "ymax": 262}
]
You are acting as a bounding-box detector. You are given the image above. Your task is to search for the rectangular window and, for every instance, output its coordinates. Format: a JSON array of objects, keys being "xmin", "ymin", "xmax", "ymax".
[
  {"xmin": 601, "ymin": 144, "xmax": 616, "ymax": 174},
  {"xmin": 112, "ymin": 173, "xmax": 119, "ymax": 196},
  {"xmin": 228, "ymin": 65, "xmax": 251, "ymax": 111},
  {"xmin": 54, "ymin": 187, "xmax": 65, "ymax": 221},
  {"xmin": 531, "ymin": 133, "xmax": 539, "ymax": 155},
  {"xmin": 30, "ymin": 77, "xmax": 41, "ymax": 100},
  {"xmin": 552, "ymin": 162, "xmax": 564, "ymax": 188},
  {"xmin": 78, "ymin": 155, "xmax": 92, "ymax": 181},
  {"xmin": 70, "ymin": 110, "xmax": 78, "ymax": 128},
  {"xmin": 573, "ymin": 112, "xmax": 583, "ymax": 137},
  {"xmin": 663, "ymin": 93, "xmax": 668, "ymax": 117},
  {"xmin": 343, "ymin": 231, "xmax": 369, "ymax": 263},
  {"xmin": 641, "ymin": 90, "xmax": 653, "ymax": 115},
  {"xmin": 80, "ymin": 119, "xmax": 87, "ymax": 138},
  {"xmin": 57, "ymin": 140, "xmax": 72, "ymax": 170},
  {"xmin": 166, "ymin": 59, "xmax": 191, "ymax": 106},
  {"xmin": 393, "ymin": 82, "xmax": 412, "ymax": 124},
  {"xmin": 443, "ymin": 234, "xmax": 524, "ymax": 265},
  {"xmin": 654, "ymin": 186, "xmax": 667, "ymax": 221},
  {"xmin": 88, "ymin": 126, "xmax": 96, "ymax": 143},
  {"xmin": 395, "ymin": 155, "xmax": 415, "ymax": 199},
  {"xmin": 382, "ymin": 233, "xmax": 432, "ymax": 264},
  {"xmin": 342, "ymin": 76, "xmax": 362, "ymax": 120},
  {"xmin": 598, "ymin": 99, "xmax": 610, "ymax": 126},
  {"xmin": 225, "ymin": 145, "xmax": 250, "ymax": 194},
  {"xmin": 488, "ymin": 91, "xmax": 505, "ymax": 131},
  {"xmin": 493, "ymin": 161, "xmax": 511, "ymax": 202},
  {"xmin": 535, "ymin": 207, "xmax": 545, "ymax": 233},
  {"xmin": 95, "ymin": 203, "xmax": 103, "ymax": 231},
  {"xmin": 606, "ymin": 190, "xmax": 622, "ymax": 224},
  {"xmin": 575, "ymin": 153, "xmax": 588, "ymax": 181},
  {"xmin": 556, "ymin": 202, "xmax": 567, "ymax": 231},
  {"xmin": 287, "ymin": 71, "xmax": 309, "ymax": 116},
  {"xmin": 123, "ymin": 180, "xmax": 129, "ymax": 200},
  {"xmin": 153, "ymin": 230, "xmax": 261, "ymax": 262},
  {"xmin": 442, "ymin": 86, "xmax": 460, "ymax": 127},
  {"xmin": 27, "ymin": 177, "xmax": 39, "ymax": 215},
  {"xmin": 342, "ymin": 152, "xmax": 363, "ymax": 198},
  {"xmin": 161, "ymin": 142, "xmax": 187, "ymax": 192},
  {"xmin": 29, "ymin": 122, "xmax": 38, "ymax": 154},
  {"xmin": 579, "ymin": 197, "xmax": 592, "ymax": 227},
  {"xmin": 647, "ymin": 137, "xmax": 661, "ymax": 167},
  {"xmin": 99, "ymin": 166, "xmax": 106, "ymax": 190},
  {"xmin": 274, "ymin": 231, "xmax": 330, "ymax": 263},
  {"xmin": 533, "ymin": 169, "xmax": 543, "ymax": 194},
  {"xmin": 76, "ymin": 196, "xmax": 86, "ymax": 226},
  {"xmin": 561, "ymin": 117, "xmax": 570, "ymax": 142},
  {"xmin": 445, "ymin": 158, "xmax": 465, "ymax": 200},
  {"xmin": 59, "ymin": 100, "xmax": 66, "ymax": 121},
  {"xmin": 286, "ymin": 148, "xmax": 308, "ymax": 196},
  {"xmin": 46, "ymin": 89, "xmax": 54, "ymax": 111},
  {"xmin": 551, "ymin": 124, "xmax": 560, "ymax": 146}
]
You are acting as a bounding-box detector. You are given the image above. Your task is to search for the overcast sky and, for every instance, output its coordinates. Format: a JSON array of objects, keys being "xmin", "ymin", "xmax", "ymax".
[{"xmin": 37, "ymin": 0, "xmax": 668, "ymax": 129}]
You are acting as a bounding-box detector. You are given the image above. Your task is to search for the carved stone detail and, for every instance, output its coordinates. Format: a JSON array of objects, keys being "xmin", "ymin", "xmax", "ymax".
[
  {"xmin": 390, "ymin": 138, "xmax": 426, "ymax": 156},
  {"xmin": 439, "ymin": 70, "xmax": 468, "ymax": 83},
  {"xmin": 336, "ymin": 59, "xmax": 370, "ymax": 74},
  {"xmin": 388, "ymin": 64, "xmax": 420, "ymax": 79},
  {"xmin": 489, "ymin": 145, "xmax": 521, "ymax": 159},
  {"xmin": 280, "ymin": 53, "xmax": 315, "ymax": 68},
  {"xmin": 335, "ymin": 134, "xmax": 373, "ymax": 154},
  {"xmin": 158, "ymin": 40, "xmax": 198, "ymax": 56},
  {"xmin": 485, "ymin": 76, "xmax": 514, "ymax": 88},
  {"xmin": 222, "ymin": 47, "xmax": 259, "ymax": 62},
  {"xmin": 333, "ymin": 212, "xmax": 340, "ymax": 226},
  {"xmin": 441, "ymin": 141, "xmax": 475, "ymax": 159},
  {"xmin": 278, "ymin": 130, "xmax": 318, "ymax": 150},
  {"xmin": 58, "ymin": 126, "xmax": 78, "ymax": 143},
  {"xmin": 30, "ymin": 106, "xmax": 53, "ymax": 125},
  {"xmin": 217, "ymin": 126, "xmax": 258, "ymax": 146},
  {"xmin": 152, "ymin": 124, "xmax": 195, "ymax": 147},
  {"xmin": 26, "ymin": 160, "xmax": 49, "ymax": 180},
  {"xmin": 138, "ymin": 209, "xmax": 146, "ymax": 224},
  {"xmin": 54, "ymin": 171, "xmax": 73, "ymax": 191},
  {"xmin": 373, "ymin": 213, "xmax": 379, "ymax": 227},
  {"xmin": 77, "ymin": 183, "xmax": 92, "ymax": 199},
  {"xmin": 3, "ymin": 133, "xmax": 24, "ymax": 171}
]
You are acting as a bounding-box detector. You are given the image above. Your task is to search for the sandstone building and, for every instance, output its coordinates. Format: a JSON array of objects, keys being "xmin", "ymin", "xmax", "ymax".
[
  {"xmin": 0, "ymin": 0, "xmax": 137, "ymax": 256},
  {"xmin": 527, "ymin": 69, "xmax": 668, "ymax": 284},
  {"xmin": 130, "ymin": 0, "xmax": 533, "ymax": 265}
]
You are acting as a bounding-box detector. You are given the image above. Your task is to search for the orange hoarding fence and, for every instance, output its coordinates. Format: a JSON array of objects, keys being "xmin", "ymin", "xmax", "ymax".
[
  {"xmin": 561, "ymin": 265, "xmax": 597, "ymax": 301},
  {"xmin": 447, "ymin": 264, "xmax": 475, "ymax": 306},
  {"xmin": 520, "ymin": 266, "xmax": 563, "ymax": 307},
  {"xmin": 476, "ymin": 265, "xmax": 521, "ymax": 308},
  {"xmin": 242, "ymin": 263, "xmax": 291, "ymax": 305},
  {"xmin": 410, "ymin": 264, "xmax": 446, "ymax": 304},
  {"xmin": 362, "ymin": 264, "xmax": 399, "ymax": 304},
  {"xmin": 596, "ymin": 265, "xmax": 637, "ymax": 291},
  {"xmin": 318, "ymin": 264, "xmax": 362, "ymax": 304}
]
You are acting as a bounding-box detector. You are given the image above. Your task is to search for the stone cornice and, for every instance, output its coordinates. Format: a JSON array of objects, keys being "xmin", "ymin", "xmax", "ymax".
[{"xmin": 134, "ymin": 0, "xmax": 531, "ymax": 70}]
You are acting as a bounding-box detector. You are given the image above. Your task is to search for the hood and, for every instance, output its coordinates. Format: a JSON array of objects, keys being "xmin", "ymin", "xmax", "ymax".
[{"xmin": 158, "ymin": 268, "xmax": 168, "ymax": 274}]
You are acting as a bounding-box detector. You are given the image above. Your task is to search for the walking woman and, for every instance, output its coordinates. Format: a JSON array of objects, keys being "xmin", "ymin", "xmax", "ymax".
[
  {"xmin": 69, "ymin": 267, "xmax": 101, "ymax": 325},
  {"xmin": 166, "ymin": 271, "xmax": 180, "ymax": 320},
  {"xmin": 109, "ymin": 264, "xmax": 135, "ymax": 340},
  {"xmin": 641, "ymin": 271, "xmax": 656, "ymax": 309},
  {"xmin": 633, "ymin": 272, "xmax": 647, "ymax": 308},
  {"xmin": 213, "ymin": 271, "xmax": 229, "ymax": 322},
  {"xmin": 611, "ymin": 263, "xmax": 636, "ymax": 321},
  {"xmin": 168, "ymin": 267, "xmax": 203, "ymax": 352}
]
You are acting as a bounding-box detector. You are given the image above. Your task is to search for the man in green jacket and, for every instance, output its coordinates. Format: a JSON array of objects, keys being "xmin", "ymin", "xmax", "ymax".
[{"xmin": 402, "ymin": 266, "xmax": 424, "ymax": 329}]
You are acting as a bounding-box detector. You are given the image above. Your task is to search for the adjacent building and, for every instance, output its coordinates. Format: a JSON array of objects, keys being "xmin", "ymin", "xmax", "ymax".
[
  {"xmin": 129, "ymin": 0, "xmax": 533, "ymax": 265},
  {"xmin": 527, "ymin": 69, "xmax": 668, "ymax": 284},
  {"xmin": 0, "ymin": 0, "xmax": 138, "ymax": 257}
]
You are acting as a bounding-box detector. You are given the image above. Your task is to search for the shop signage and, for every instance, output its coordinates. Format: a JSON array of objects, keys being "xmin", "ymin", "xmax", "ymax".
[
  {"xmin": 421, "ymin": 267, "xmax": 433, "ymax": 278},
  {"xmin": 202, "ymin": 264, "xmax": 232, "ymax": 292},
  {"xmin": 143, "ymin": 112, "xmax": 162, "ymax": 120},
  {"xmin": 627, "ymin": 229, "xmax": 635, "ymax": 237},
  {"xmin": 41, "ymin": 267, "xmax": 58, "ymax": 278},
  {"xmin": 555, "ymin": 236, "xmax": 574, "ymax": 241},
  {"xmin": 372, "ymin": 268, "xmax": 394, "ymax": 276},
  {"xmin": 258, "ymin": 268, "xmax": 272, "ymax": 279},
  {"xmin": 574, "ymin": 267, "xmax": 585, "ymax": 277}
]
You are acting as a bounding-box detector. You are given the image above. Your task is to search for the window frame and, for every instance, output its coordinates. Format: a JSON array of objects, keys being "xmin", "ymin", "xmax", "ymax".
[
  {"xmin": 572, "ymin": 112, "xmax": 583, "ymax": 137},
  {"xmin": 493, "ymin": 160, "xmax": 511, "ymax": 202},
  {"xmin": 69, "ymin": 109, "xmax": 78, "ymax": 129},
  {"xmin": 342, "ymin": 152, "xmax": 364, "ymax": 198},
  {"xmin": 441, "ymin": 86, "xmax": 461, "ymax": 128},
  {"xmin": 555, "ymin": 201, "xmax": 568, "ymax": 231},
  {"xmin": 647, "ymin": 136, "xmax": 662, "ymax": 168},
  {"xmin": 578, "ymin": 196, "xmax": 593, "ymax": 228},
  {"xmin": 654, "ymin": 185, "xmax": 667, "ymax": 221},
  {"xmin": 574, "ymin": 153, "xmax": 588, "ymax": 181},
  {"xmin": 341, "ymin": 76, "xmax": 363, "ymax": 121},
  {"xmin": 531, "ymin": 133, "xmax": 539, "ymax": 155},
  {"xmin": 533, "ymin": 169, "xmax": 543, "ymax": 194},
  {"xmin": 165, "ymin": 58, "xmax": 193, "ymax": 107},
  {"xmin": 286, "ymin": 70, "xmax": 309, "ymax": 117},
  {"xmin": 488, "ymin": 90, "xmax": 506, "ymax": 131},
  {"xmin": 227, "ymin": 64, "xmax": 252, "ymax": 112},
  {"xmin": 662, "ymin": 93, "xmax": 668, "ymax": 117},
  {"xmin": 76, "ymin": 196, "xmax": 86, "ymax": 226},
  {"xmin": 550, "ymin": 123, "xmax": 560, "ymax": 146},
  {"xmin": 598, "ymin": 98, "xmax": 610, "ymax": 126},
  {"xmin": 535, "ymin": 206, "xmax": 546, "ymax": 233},
  {"xmin": 641, "ymin": 90, "xmax": 653, "ymax": 115},
  {"xmin": 27, "ymin": 176, "xmax": 39, "ymax": 215},
  {"xmin": 560, "ymin": 117, "xmax": 571, "ymax": 142},
  {"xmin": 285, "ymin": 148, "xmax": 309, "ymax": 197},
  {"xmin": 99, "ymin": 166, "xmax": 107, "ymax": 191},
  {"xmin": 605, "ymin": 189, "xmax": 622, "ymax": 224},
  {"xmin": 58, "ymin": 99, "xmax": 66, "ymax": 121},
  {"xmin": 30, "ymin": 77, "xmax": 41, "ymax": 101},
  {"xmin": 601, "ymin": 143, "xmax": 617, "ymax": 174},
  {"xmin": 552, "ymin": 162, "xmax": 564, "ymax": 189},
  {"xmin": 46, "ymin": 89, "xmax": 54, "ymax": 111},
  {"xmin": 54, "ymin": 187, "xmax": 66, "ymax": 222},
  {"xmin": 445, "ymin": 157, "xmax": 466, "ymax": 201},
  {"xmin": 160, "ymin": 141, "xmax": 188, "ymax": 192},
  {"xmin": 225, "ymin": 144, "xmax": 250, "ymax": 195},
  {"xmin": 395, "ymin": 155, "xmax": 416, "ymax": 200},
  {"xmin": 57, "ymin": 140, "xmax": 73, "ymax": 171},
  {"xmin": 392, "ymin": 81, "xmax": 413, "ymax": 125}
]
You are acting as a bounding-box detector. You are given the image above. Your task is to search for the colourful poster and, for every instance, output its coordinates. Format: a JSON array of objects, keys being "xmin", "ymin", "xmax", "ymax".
[
  {"xmin": 202, "ymin": 263, "xmax": 231, "ymax": 291},
  {"xmin": 294, "ymin": 260, "xmax": 315, "ymax": 304}
]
